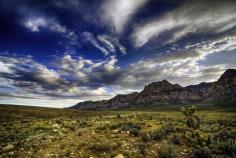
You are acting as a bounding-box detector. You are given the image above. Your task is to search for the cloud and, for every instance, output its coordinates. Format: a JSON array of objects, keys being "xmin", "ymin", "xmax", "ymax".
[
  {"xmin": 83, "ymin": 32, "xmax": 110, "ymax": 56},
  {"xmin": 97, "ymin": 35, "xmax": 116, "ymax": 53},
  {"xmin": 100, "ymin": 0, "xmax": 148, "ymax": 33},
  {"xmin": 83, "ymin": 32, "xmax": 127, "ymax": 55},
  {"xmin": 0, "ymin": 54, "xmax": 121, "ymax": 95},
  {"xmin": 56, "ymin": 54, "xmax": 121, "ymax": 87},
  {"xmin": 0, "ymin": 56, "xmax": 63, "ymax": 90},
  {"xmin": 131, "ymin": 0, "xmax": 236, "ymax": 47},
  {"xmin": 97, "ymin": 35, "xmax": 127, "ymax": 55},
  {"xmin": 24, "ymin": 17, "xmax": 66, "ymax": 33},
  {"xmin": 0, "ymin": 54, "xmax": 121, "ymax": 107},
  {"xmin": 24, "ymin": 16, "xmax": 78, "ymax": 48},
  {"xmin": 119, "ymin": 34, "xmax": 236, "ymax": 88}
]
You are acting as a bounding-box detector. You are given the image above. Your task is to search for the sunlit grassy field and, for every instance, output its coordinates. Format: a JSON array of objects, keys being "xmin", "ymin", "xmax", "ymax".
[{"xmin": 0, "ymin": 105, "xmax": 235, "ymax": 158}]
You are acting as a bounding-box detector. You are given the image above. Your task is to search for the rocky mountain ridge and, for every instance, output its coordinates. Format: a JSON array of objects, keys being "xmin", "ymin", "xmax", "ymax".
[{"xmin": 71, "ymin": 69, "xmax": 236, "ymax": 110}]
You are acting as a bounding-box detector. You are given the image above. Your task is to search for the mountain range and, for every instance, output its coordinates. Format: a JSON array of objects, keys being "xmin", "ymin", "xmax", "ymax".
[{"xmin": 70, "ymin": 69, "xmax": 236, "ymax": 110}]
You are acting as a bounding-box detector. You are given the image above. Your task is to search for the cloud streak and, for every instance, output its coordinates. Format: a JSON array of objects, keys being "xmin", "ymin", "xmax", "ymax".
[
  {"xmin": 132, "ymin": 0, "xmax": 236, "ymax": 47},
  {"xmin": 100, "ymin": 0, "xmax": 148, "ymax": 33}
]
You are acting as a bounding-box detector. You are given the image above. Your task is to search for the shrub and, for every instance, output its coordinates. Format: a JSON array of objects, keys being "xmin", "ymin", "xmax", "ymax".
[
  {"xmin": 62, "ymin": 121, "xmax": 77, "ymax": 131},
  {"xmin": 96, "ymin": 125, "xmax": 107, "ymax": 131},
  {"xmin": 121, "ymin": 122, "xmax": 141, "ymax": 131},
  {"xmin": 158, "ymin": 144, "xmax": 176, "ymax": 158},
  {"xmin": 110, "ymin": 122, "xmax": 141, "ymax": 136},
  {"xmin": 139, "ymin": 143, "xmax": 146, "ymax": 155},
  {"xmin": 184, "ymin": 130, "xmax": 208, "ymax": 146},
  {"xmin": 130, "ymin": 128, "xmax": 140, "ymax": 136},
  {"xmin": 90, "ymin": 142, "xmax": 114, "ymax": 152},
  {"xmin": 78, "ymin": 120, "xmax": 88, "ymax": 128},
  {"xmin": 141, "ymin": 132, "xmax": 151, "ymax": 143},
  {"xmin": 213, "ymin": 128, "xmax": 234, "ymax": 141},
  {"xmin": 214, "ymin": 139, "xmax": 236, "ymax": 157},
  {"xmin": 152, "ymin": 123, "xmax": 175, "ymax": 141},
  {"xmin": 171, "ymin": 134, "xmax": 182, "ymax": 145},
  {"xmin": 191, "ymin": 146, "xmax": 212, "ymax": 158},
  {"xmin": 117, "ymin": 114, "xmax": 121, "ymax": 119},
  {"xmin": 152, "ymin": 129, "xmax": 165, "ymax": 141},
  {"xmin": 181, "ymin": 106, "xmax": 200, "ymax": 129}
]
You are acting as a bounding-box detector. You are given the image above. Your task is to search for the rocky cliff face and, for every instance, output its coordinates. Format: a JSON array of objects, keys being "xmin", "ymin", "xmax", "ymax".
[
  {"xmin": 71, "ymin": 69, "xmax": 236, "ymax": 110},
  {"xmin": 133, "ymin": 80, "xmax": 202, "ymax": 105},
  {"xmin": 207, "ymin": 69, "xmax": 236, "ymax": 102}
]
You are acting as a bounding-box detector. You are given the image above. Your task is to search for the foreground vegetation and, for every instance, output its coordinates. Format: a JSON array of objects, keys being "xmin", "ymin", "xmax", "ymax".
[{"xmin": 0, "ymin": 105, "xmax": 236, "ymax": 158}]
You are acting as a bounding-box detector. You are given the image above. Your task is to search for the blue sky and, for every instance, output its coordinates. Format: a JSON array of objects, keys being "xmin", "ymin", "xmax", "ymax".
[{"xmin": 0, "ymin": 0, "xmax": 236, "ymax": 107}]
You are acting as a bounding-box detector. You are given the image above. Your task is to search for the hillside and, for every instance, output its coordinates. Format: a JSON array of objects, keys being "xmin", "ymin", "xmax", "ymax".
[{"xmin": 71, "ymin": 69, "xmax": 236, "ymax": 110}]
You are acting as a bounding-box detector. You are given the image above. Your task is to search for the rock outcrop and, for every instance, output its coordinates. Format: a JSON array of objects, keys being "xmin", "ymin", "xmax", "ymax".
[
  {"xmin": 71, "ymin": 69, "xmax": 236, "ymax": 110},
  {"xmin": 133, "ymin": 80, "xmax": 202, "ymax": 106}
]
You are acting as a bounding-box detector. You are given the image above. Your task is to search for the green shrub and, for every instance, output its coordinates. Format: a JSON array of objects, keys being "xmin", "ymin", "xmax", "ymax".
[
  {"xmin": 111, "ymin": 122, "xmax": 141, "ymax": 136},
  {"xmin": 90, "ymin": 142, "xmax": 114, "ymax": 152},
  {"xmin": 96, "ymin": 125, "xmax": 107, "ymax": 131},
  {"xmin": 121, "ymin": 122, "xmax": 141, "ymax": 131},
  {"xmin": 152, "ymin": 129, "xmax": 165, "ymax": 141},
  {"xmin": 130, "ymin": 128, "xmax": 140, "ymax": 136},
  {"xmin": 214, "ymin": 139, "xmax": 236, "ymax": 157},
  {"xmin": 139, "ymin": 143, "xmax": 146, "ymax": 155},
  {"xmin": 184, "ymin": 130, "xmax": 208, "ymax": 146},
  {"xmin": 213, "ymin": 128, "xmax": 234, "ymax": 141},
  {"xmin": 62, "ymin": 121, "xmax": 77, "ymax": 131},
  {"xmin": 117, "ymin": 114, "xmax": 121, "ymax": 119},
  {"xmin": 152, "ymin": 123, "xmax": 175, "ymax": 141},
  {"xmin": 170, "ymin": 134, "xmax": 182, "ymax": 145},
  {"xmin": 191, "ymin": 146, "xmax": 212, "ymax": 158},
  {"xmin": 158, "ymin": 144, "xmax": 176, "ymax": 158},
  {"xmin": 181, "ymin": 106, "xmax": 200, "ymax": 129},
  {"xmin": 141, "ymin": 132, "xmax": 151, "ymax": 143}
]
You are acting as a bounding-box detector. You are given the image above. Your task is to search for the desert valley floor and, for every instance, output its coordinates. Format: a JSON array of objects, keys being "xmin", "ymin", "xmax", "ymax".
[{"xmin": 0, "ymin": 105, "xmax": 235, "ymax": 158}]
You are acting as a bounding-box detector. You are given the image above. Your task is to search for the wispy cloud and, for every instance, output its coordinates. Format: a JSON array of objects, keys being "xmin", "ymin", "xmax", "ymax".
[
  {"xmin": 100, "ymin": 0, "xmax": 148, "ymax": 33},
  {"xmin": 97, "ymin": 35, "xmax": 127, "ymax": 55},
  {"xmin": 97, "ymin": 35, "xmax": 116, "ymax": 53},
  {"xmin": 24, "ymin": 17, "xmax": 66, "ymax": 33},
  {"xmin": 83, "ymin": 32, "xmax": 110, "ymax": 56},
  {"xmin": 24, "ymin": 16, "xmax": 78, "ymax": 49},
  {"xmin": 131, "ymin": 1, "xmax": 236, "ymax": 47}
]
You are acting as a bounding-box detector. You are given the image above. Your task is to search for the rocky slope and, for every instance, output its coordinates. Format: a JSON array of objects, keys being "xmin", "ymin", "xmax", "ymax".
[{"xmin": 71, "ymin": 69, "xmax": 236, "ymax": 109}]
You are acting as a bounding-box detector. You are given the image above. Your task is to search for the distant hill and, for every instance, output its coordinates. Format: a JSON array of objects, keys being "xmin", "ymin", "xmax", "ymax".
[{"xmin": 70, "ymin": 69, "xmax": 236, "ymax": 110}]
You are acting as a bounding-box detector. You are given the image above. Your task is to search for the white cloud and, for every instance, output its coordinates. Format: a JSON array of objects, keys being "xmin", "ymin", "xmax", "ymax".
[
  {"xmin": 119, "ymin": 34, "xmax": 236, "ymax": 88},
  {"xmin": 104, "ymin": 55, "xmax": 118, "ymax": 71},
  {"xmin": 24, "ymin": 17, "xmax": 66, "ymax": 33},
  {"xmin": 83, "ymin": 32, "xmax": 109, "ymax": 56},
  {"xmin": 100, "ymin": 0, "xmax": 148, "ymax": 33},
  {"xmin": 132, "ymin": 1, "xmax": 236, "ymax": 47},
  {"xmin": 24, "ymin": 16, "xmax": 78, "ymax": 47},
  {"xmin": 24, "ymin": 17, "xmax": 47, "ymax": 32},
  {"xmin": 116, "ymin": 40, "xmax": 127, "ymax": 55},
  {"xmin": 97, "ymin": 35, "xmax": 116, "ymax": 53},
  {"xmin": 58, "ymin": 54, "xmax": 119, "ymax": 80},
  {"xmin": 97, "ymin": 34, "xmax": 127, "ymax": 55}
]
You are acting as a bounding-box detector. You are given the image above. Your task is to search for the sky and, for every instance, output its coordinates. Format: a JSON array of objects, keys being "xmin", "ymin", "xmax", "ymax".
[{"xmin": 0, "ymin": 0, "xmax": 236, "ymax": 108}]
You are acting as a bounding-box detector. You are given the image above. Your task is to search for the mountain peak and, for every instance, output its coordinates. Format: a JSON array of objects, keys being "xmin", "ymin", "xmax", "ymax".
[
  {"xmin": 148, "ymin": 79, "xmax": 171, "ymax": 86},
  {"xmin": 219, "ymin": 69, "xmax": 236, "ymax": 81}
]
